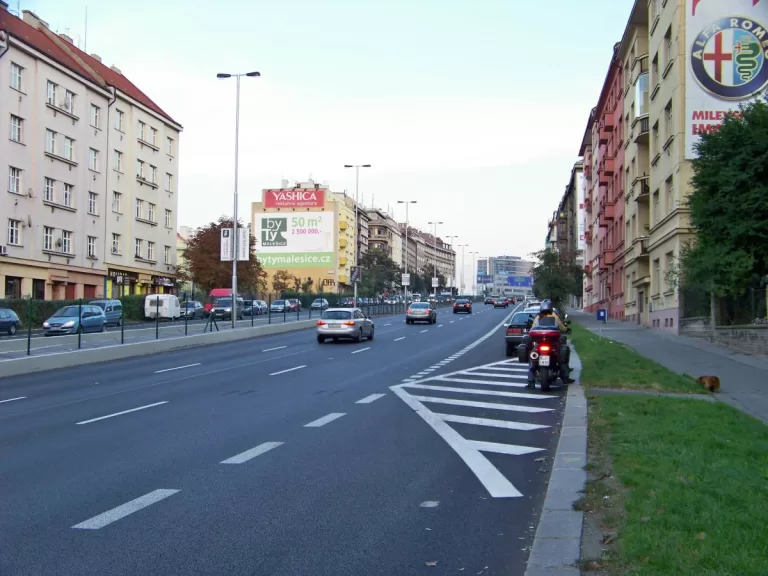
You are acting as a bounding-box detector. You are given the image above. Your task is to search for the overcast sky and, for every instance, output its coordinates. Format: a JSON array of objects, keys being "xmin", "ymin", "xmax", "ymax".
[{"xmin": 24, "ymin": 0, "xmax": 633, "ymax": 279}]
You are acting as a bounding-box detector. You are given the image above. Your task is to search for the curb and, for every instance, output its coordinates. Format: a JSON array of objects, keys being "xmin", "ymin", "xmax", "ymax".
[{"xmin": 524, "ymin": 345, "xmax": 587, "ymax": 576}]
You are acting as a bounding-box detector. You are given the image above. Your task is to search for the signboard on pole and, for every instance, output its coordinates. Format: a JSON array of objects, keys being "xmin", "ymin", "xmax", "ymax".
[
  {"xmin": 236, "ymin": 227, "xmax": 249, "ymax": 261},
  {"xmin": 351, "ymin": 266, "xmax": 361, "ymax": 284},
  {"xmin": 431, "ymin": 277, "xmax": 439, "ymax": 288},
  {"xmin": 401, "ymin": 273, "xmax": 410, "ymax": 287},
  {"xmin": 220, "ymin": 228, "xmax": 233, "ymax": 261}
]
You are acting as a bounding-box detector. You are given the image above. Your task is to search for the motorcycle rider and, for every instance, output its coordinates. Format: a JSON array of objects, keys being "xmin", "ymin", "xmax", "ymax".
[{"xmin": 527, "ymin": 299, "xmax": 575, "ymax": 387}]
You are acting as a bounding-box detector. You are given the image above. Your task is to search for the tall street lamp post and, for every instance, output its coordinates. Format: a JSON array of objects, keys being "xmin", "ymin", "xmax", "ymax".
[
  {"xmin": 428, "ymin": 221, "xmax": 443, "ymax": 301},
  {"xmin": 445, "ymin": 235, "xmax": 458, "ymax": 294},
  {"xmin": 397, "ymin": 200, "xmax": 417, "ymax": 302},
  {"xmin": 470, "ymin": 251, "xmax": 479, "ymax": 297},
  {"xmin": 344, "ymin": 164, "xmax": 371, "ymax": 306},
  {"xmin": 217, "ymin": 70, "xmax": 260, "ymax": 328}
]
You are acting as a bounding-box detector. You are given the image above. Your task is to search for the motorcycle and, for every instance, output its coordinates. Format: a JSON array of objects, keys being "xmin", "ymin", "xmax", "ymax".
[{"xmin": 516, "ymin": 321, "xmax": 571, "ymax": 391}]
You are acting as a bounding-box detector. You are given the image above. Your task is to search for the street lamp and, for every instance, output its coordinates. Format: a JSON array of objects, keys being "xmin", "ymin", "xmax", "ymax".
[
  {"xmin": 397, "ymin": 200, "xmax": 417, "ymax": 301},
  {"xmin": 217, "ymin": 70, "xmax": 260, "ymax": 328},
  {"xmin": 344, "ymin": 164, "xmax": 371, "ymax": 305},
  {"xmin": 457, "ymin": 244, "xmax": 469, "ymax": 294},
  {"xmin": 470, "ymin": 251, "xmax": 479, "ymax": 297},
  {"xmin": 427, "ymin": 221, "xmax": 443, "ymax": 300},
  {"xmin": 445, "ymin": 235, "xmax": 458, "ymax": 294}
]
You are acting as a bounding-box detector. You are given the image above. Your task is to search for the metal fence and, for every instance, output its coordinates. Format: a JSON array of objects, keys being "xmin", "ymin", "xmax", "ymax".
[{"xmin": 680, "ymin": 285, "xmax": 768, "ymax": 327}]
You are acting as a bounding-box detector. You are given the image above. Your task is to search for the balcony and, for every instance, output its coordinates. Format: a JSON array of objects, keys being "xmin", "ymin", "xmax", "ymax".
[
  {"xmin": 584, "ymin": 164, "xmax": 592, "ymax": 180},
  {"xmin": 585, "ymin": 230, "xmax": 592, "ymax": 245},
  {"xmin": 631, "ymin": 116, "xmax": 650, "ymax": 145},
  {"xmin": 631, "ymin": 54, "xmax": 649, "ymax": 82},
  {"xmin": 598, "ymin": 201, "xmax": 616, "ymax": 227},
  {"xmin": 584, "ymin": 263, "xmax": 592, "ymax": 275},
  {"xmin": 599, "ymin": 157, "xmax": 615, "ymax": 176},
  {"xmin": 598, "ymin": 253, "xmax": 610, "ymax": 273},
  {"xmin": 633, "ymin": 236, "xmax": 650, "ymax": 260},
  {"xmin": 339, "ymin": 221, "xmax": 348, "ymax": 230},
  {"xmin": 599, "ymin": 170, "xmax": 610, "ymax": 188},
  {"xmin": 602, "ymin": 247, "xmax": 615, "ymax": 266},
  {"xmin": 339, "ymin": 238, "xmax": 348, "ymax": 249},
  {"xmin": 632, "ymin": 175, "xmax": 650, "ymax": 202},
  {"xmin": 598, "ymin": 121, "xmax": 612, "ymax": 144}
]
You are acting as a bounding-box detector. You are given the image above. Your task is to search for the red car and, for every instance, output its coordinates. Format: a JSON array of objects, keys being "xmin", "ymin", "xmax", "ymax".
[{"xmin": 453, "ymin": 299, "xmax": 472, "ymax": 314}]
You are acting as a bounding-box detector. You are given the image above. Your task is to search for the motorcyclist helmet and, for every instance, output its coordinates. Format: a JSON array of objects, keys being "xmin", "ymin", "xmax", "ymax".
[{"xmin": 540, "ymin": 299, "xmax": 554, "ymax": 315}]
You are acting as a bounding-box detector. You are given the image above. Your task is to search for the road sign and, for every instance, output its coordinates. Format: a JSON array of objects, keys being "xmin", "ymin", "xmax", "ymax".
[
  {"xmin": 351, "ymin": 266, "xmax": 361, "ymax": 283},
  {"xmin": 401, "ymin": 273, "xmax": 410, "ymax": 287},
  {"xmin": 431, "ymin": 277, "xmax": 439, "ymax": 288},
  {"xmin": 220, "ymin": 228, "xmax": 233, "ymax": 261},
  {"xmin": 236, "ymin": 227, "xmax": 249, "ymax": 261}
]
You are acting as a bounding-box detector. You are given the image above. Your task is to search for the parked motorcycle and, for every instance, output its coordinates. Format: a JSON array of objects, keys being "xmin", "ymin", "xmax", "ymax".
[{"xmin": 517, "ymin": 322, "xmax": 571, "ymax": 391}]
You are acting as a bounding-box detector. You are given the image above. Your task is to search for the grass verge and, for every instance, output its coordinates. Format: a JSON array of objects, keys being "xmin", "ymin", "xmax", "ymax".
[
  {"xmin": 570, "ymin": 322, "xmax": 701, "ymax": 392},
  {"xmin": 580, "ymin": 394, "xmax": 768, "ymax": 575}
]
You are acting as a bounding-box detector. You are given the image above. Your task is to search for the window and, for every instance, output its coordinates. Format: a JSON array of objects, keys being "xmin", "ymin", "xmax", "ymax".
[
  {"xmin": 147, "ymin": 241, "xmax": 155, "ymax": 261},
  {"xmin": 164, "ymin": 209, "xmax": 172, "ymax": 228},
  {"xmin": 135, "ymin": 198, "xmax": 144, "ymax": 219},
  {"xmin": 11, "ymin": 62, "xmax": 23, "ymax": 91},
  {"xmin": 61, "ymin": 230, "xmax": 72, "ymax": 254},
  {"xmin": 664, "ymin": 26, "xmax": 674, "ymax": 69},
  {"xmin": 90, "ymin": 104, "xmax": 100, "ymax": 128},
  {"xmin": 64, "ymin": 137, "xmax": 75, "ymax": 161},
  {"xmin": 166, "ymin": 136, "xmax": 173, "ymax": 156},
  {"xmin": 63, "ymin": 183, "xmax": 73, "ymax": 207},
  {"xmin": 8, "ymin": 166, "xmax": 21, "ymax": 194},
  {"xmin": 44, "ymin": 178, "xmax": 54, "ymax": 202},
  {"xmin": 46, "ymin": 80, "xmax": 57, "ymax": 105},
  {"xmin": 136, "ymin": 159, "xmax": 145, "ymax": 179},
  {"xmin": 89, "ymin": 148, "xmax": 98, "ymax": 171},
  {"xmin": 44, "ymin": 226, "xmax": 53, "ymax": 251},
  {"xmin": 87, "ymin": 236, "xmax": 96, "ymax": 258},
  {"xmin": 148, "ymin": 203, "xmax": 156, "ymax": 222},
  {"xmin": 664, "ymin": 252, "xmax": 674, "ymax": 291},
  {"xmin": 664, "ymin": 100, "xmax": 673, "ymax": 140},
  {"xmin": 653, "ymin": 190, "xmax": 660, "ymax": 225},
  {"xmin": 635, "ymin": 72, "xmax": 649, "ymax": 117},
  {"xmin": 88, "ymin": 191, "xmax": 98, "ymax": 214},
  {"xmin": 149, "ymin": 165, "xmax": 157, "ymax": 184},
  {"xmin": 10, "ymin": 114, "xmax": 23, "ymax": 142},
  {"xmin": 113, "ymin": 150, "xmax": 123, "ymax": 172},
  {"xmin": 7, "ymin": 219, "xmax": 21, "ymax": 245},
  {"xmin": 652, "ymin": 121, "xmax": 660, "ymax": 156},
  {"xmin": 165, "ymin": 172, "xmax": 173, "ymax": 192},
  {"xmin": 112, "ymin": 191, "xmax": 122, "ymax": 213},
  {"xmin": 138, "ymin": 120, "xmax": 145, "ymax": 141},
  {"xmin": 115, "ymin": 109, "xmax": 124, "ymax": 131},
  {"xmin": 135, "ymin": 238, "xmax": 143, "ymax": 258},
  {"xmin": 150, "ymin": 127, "xmax": 157, "ymax": 146},
  {"xmin": 665, "ymin": 176, "xmax": 674, "ymax": 214},
  {"xmin": 164, "ymin": 245, "xmax": 171, "ymax": 264},
  {"xmin": 112, "ymin": 233, "xmax": 121, "ymax": 254},
  {"xmin": 651, "ymin": 53, "xmax": 659, "ymax": 88},
  {"xmin": 64, "ymin": 90, "xmax": 75, "ymax": 114},
  {"xmin": 45, "ymin": 129, "xmax": 56, "ymax": 154}
]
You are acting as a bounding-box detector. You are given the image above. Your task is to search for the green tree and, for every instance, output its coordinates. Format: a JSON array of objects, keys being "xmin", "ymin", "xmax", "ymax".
[
  {"xmin": 301, "ymin": 277, "xmax": 314, "ymax": 293},
  {"xmin": 420, "ymin": 263, "xmax": 447, "ymax": 293},
  {"xmin": 178, "ymin": 218, "xmax": 263, "ymax": 294},
  {"xmin": 271, "ymin": 269, "xmax": 292, "ymax": 294},
  {"xmin": 530, "ymin": 248, "xmax": 583, "ymax": 310},
  {"xmin": 680, "ymin": 98, "xmax": 768, "ymax": 297},
  {"xmin": 359, "ymin": 248, "xmax": 401, "ymax": 295}
]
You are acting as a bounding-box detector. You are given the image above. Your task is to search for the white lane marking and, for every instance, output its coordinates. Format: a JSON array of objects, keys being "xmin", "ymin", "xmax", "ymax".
[
  {"xmin": 394, "ymin": 337, "xmax": 406, "ymax": 341},
  {"xmin": 221, "ymin": 441, "xmax": 284, "ymax": 464},
  {"xmin": 420, "ymin": 329, "xmax": 428, "ymax": 333},
  {"xmin": 438, "ymin": 377, "xmax": 528, "ymax": 389},
  {"xmin": 471, "ymin": 366, "xmax": 526, "ymax": 373},
  {"xmin": 262, "ymin": 345, "xmax": 287, "ymax": 352},
  {"xmin": 76, "ymin": 401, "xmax": 168, "ymax": 425},
  {"xmin": 351, "ymin": 347, "xmax": 370, "ymax": 354},
  {"xmin": 449, "ymin": 321, "xmax": 455, "ymax": 324},
  {"xmin": 154, "ymin": 363, "xmax": 201, "ymax": 374},
  {"xmin": 436, "ymin": 413, "xmax": 549, "ymax": 431},
  {"xmin": 464, "ymin": 371, "xmax": 528, "ymax": 379},
  {"xmin": 269, "ymin": 365, "xmax": 306, "ymax": 376},
  {"xmin": 356, "ymin": 393, "xmax": 386, "ymax": 404},
  {"xmin": 72, "ymin": 489, "xmax": 180, "ymax": 530},
  {"xmin": 438, "ymin": 324, "xmax": 444, "ymax": 327},
  {"xmin": 0, "ymin": 396, "xmax": 26, "ymax": 404},
  {"xmin": 404, "ymin": 383, "xmax": 550, "ymax": 400},
  {"xmin": 304, "ymin": 412, "xmax": 346, "ymax": 427},
  {"xmin": 383, "ymin": 323, "xmax": 392, "ymax": 326},
  {"xmin": 420, "ymin": 501, "xmax": 440, "ymax": 508},
  {"xmin": 411, "ymin": 396, "xmax": 553, "ymax": 413},
  {"xmin": 469, "ymin": 440, "xmax": 544, "ymax": 456},
  {"xmin": 391, "ymin": 386, "xmax": 522, "ymax": 498}
]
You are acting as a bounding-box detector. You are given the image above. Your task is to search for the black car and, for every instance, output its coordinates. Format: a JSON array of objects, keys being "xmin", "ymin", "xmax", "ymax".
[
  {"xmin": 493, "ymin": 297, "xmax": 508, "ymax": 309},
  {"xmin": 484, "ymin": 297, "xmax": 494, "ymax": 305},
  {"xmin": 0, "ymin": 307, "xmax": 21, "ymax": 336},
  {"xmin": 453, "ymin": 299, "xmax": 472, "ymax": 314},
  {"xmin": 505, "ymin": 310, "xmax": 537, "ymax": 356},
  {"xmin": 210, "ymin": 297, "xmax": 245, "ymax": 321}
]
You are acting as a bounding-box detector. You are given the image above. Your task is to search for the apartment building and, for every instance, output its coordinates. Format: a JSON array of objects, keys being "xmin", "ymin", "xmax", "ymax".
[
  {"xmin": 366, "ymin": 209, "xmax": 403, "ymax": 265},
  {"xmin": 330, "ymin": 191, "xmax": 356, "ymax": 290},
  {"xmin": 581, "ymin": 110, "xmax": 597, "ymax": 309},
  {"xmin": 0, "ymin": 5, "xmax": 182, "ymax": 300}
]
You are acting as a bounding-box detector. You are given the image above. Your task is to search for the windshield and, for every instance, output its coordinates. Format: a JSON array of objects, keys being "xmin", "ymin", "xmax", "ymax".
[
  {"xmin": 511, "ymin": 312, "xmax": 534, "ymax": 324},
  {"xmin": 91, "ymin": 302, "xmax": 106, "ymax": 310},
  {"xmin": 52, "ymin": 306, "xmax": 80, "ymax": 317},
  {"xmin": 312, "ymin": 299, "xmax": 325, "ymax": 304},
  {"xmin": 455, "ymin": 299, "xmax": 468, "ymax": 304},
  {"xmin": 322, "ymin": 310, "xmax": 352, "ymax": 320},
  {"xmin": 183, "ymin": 302, "xmax": 197, "ymax": 308},
  {"xmin": 411, "ymin": 302, "xmax": 430, "ymax": 309},
  {"xmin": 216, "ymin": 298, "xmax": 232, "ymax": 307},
  {"xmin": 273, "ymin": 300, "xmax": 285, "ymax": 305}
]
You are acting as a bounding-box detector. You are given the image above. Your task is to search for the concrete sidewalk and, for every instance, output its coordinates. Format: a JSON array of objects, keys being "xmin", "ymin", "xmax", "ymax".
[{"xmin": 569, "ymin": 310, "xmax": 768, "ymax": 426}]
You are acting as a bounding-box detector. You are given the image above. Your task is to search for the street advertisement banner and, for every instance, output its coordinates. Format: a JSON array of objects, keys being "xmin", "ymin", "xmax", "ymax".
[
  {"xmin": 685, "ymin": 0, "xmax": 768, "ymax": 158},
  {"xmin": 263, "ymin": 188, "xmax": 325, "ymax": 209},
  {"xmin": 237, "ymin": 227, "xmax": 249, "ymax": 261},
  {"xmin": 506, "ymin": 275, "xmax": 533, "ymax": 287},
  {"xmin": 220, "ymin": 228, "xmax": 232, "ymax": 261},
  {"xmin": 577, "ymin": 170, "xmax": 586, "ymax": 251},
  {"xmin": 476, "ymin": 273, "xmax": 492, "ymax": 285},
  {"xmin": 254, "ymin": 211, "xmax": 335, "ymax": 269}
]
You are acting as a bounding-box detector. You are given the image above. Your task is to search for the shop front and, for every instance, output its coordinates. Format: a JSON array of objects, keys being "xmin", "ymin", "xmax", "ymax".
[
  {"xmin": 152, "ymin": 275, "xmax": 176, "ymax": 294},
  {"xmin": 0, "ymin": 260, "xmax": 105, "ymax": 301}
]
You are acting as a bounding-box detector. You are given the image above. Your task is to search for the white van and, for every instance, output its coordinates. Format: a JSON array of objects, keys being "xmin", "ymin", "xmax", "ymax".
[{"xmin": 145, "ymin": 294, "xmax": 181, "ymax": 320}]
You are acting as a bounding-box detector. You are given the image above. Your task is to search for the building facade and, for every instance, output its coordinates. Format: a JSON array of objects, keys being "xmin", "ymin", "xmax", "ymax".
[
  {"xmin": 366, "ymin": 209, "xmax": 403, "ymax": 265},
  {"xmin": 0, "ymin": 5, "xmax": 182, "ymax": 300}
]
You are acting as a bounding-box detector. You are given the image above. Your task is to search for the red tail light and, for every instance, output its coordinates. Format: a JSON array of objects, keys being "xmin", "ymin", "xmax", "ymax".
[
  {"xmin": 506, "ymin": 328, "xmax": 514, "ymax": 335},
  {"xmin": 539, "ymin": 344, "xmax": 551, "ymax": 353},
  {"xmin": 407, "ymin": 309, "xmax": 412, "ymax": 314},
  {"xmin": 343, "ymin": 321, "xmax": 355, "ymax": 326},
  {"xmin": 316, "ymin": 320, "xmax": 326, "ymax": 326},
  {"xmin": 511, "ymin": 328, "xmax": 521, "ymax": 333}
]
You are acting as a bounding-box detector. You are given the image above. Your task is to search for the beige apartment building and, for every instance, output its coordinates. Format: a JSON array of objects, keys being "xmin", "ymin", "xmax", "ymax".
[
  {"xmin": 0, "ymin": 6, "xmax": 182, "ymax": 301},
  {"xmin": 366, "ymin": 209, "xmax": 403, "ymax": 265}
]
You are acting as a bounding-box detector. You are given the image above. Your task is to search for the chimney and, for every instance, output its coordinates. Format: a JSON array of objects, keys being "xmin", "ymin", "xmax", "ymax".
[
  {"xmin": 90, "ymin": 54, "xmax": 102, "ymax": 63},
  {"xmin": 59, "ymin": 33, "xmax": 73, "ymax": 44},
  {"xmin": 110, "ymin": 65, "xmax": 121, "ymax": 75},
  {"xmin": 22, "ymin": 10, "xmax": 48, "ymax": 28},
  {"xmin": 0, "ymin": 1, "xmax": 8, "ymax": 11}
]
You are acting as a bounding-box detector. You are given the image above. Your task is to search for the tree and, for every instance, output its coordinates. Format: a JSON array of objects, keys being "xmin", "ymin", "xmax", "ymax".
[
  {"xmin": 272, "ymin": 269, "xmax": 292, "ymax": 294},
  {"xmin": 358, "ymin": 248, "xmax": 402, "ymax": 295},
  {"xmin": 420, "ymin": 263, "xmax": 447, "ymax": 293},
  {"xmin": 178, "ymin": 217, "xmax": 263, "ymax": 294},
  {"xmin": 301, "ymin": 277, "xmax": 314, "ymax": 293},
  {"xmin": 291, "ymin": 275, "xmax": 301, "ymax": 292},
  {"xmin": 680, "ymin": 98, "xmax": 768, "ymax": 297},
  {"xmin": 530, "ymin": 248, "xmax": 583, "ymax": 310}
]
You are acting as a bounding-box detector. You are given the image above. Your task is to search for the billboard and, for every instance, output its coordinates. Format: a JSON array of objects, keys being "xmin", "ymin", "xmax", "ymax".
[
  {"xmin": 506, "ymin": 275, "xmax": 532, "ymax": 287},
  {"xmin": 477, "ymin": 273, "xmax": 492, "ymax": 284},
  {"xmin": 685, "ymin": 0, "xmax": 768, "ymax": 158},
  {"xmin": 576, "ymin": 170, "xmax": 586, "ymax": 252},
  {"xmin": 254, "ymin": 212, "xmax": 335, "ymax": 269},
  {"xmin": 263, "ymin": 188, "xmax": 325, "ymax": 209}
]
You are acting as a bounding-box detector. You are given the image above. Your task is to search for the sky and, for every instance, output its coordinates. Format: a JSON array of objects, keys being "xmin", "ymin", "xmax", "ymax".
[{"xmin": 18, "ymin": 0, "xmax": 634, "ymax": 281}]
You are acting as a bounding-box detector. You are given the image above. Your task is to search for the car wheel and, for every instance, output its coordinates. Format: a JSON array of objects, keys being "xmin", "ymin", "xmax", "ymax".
[
  {"xmin": 317, "ymin": 335, "xmax": 325, "ymax": 344},
  {"xmin": 100, "ymin": 323, "xmax": 107, "ymax": 333},
  {"xmin": 355, "ymin": 329, "xmax": 363, "ymax": 343},
  {"xmin": 368, "ymin": 326, "xmax": 375, "ymax": 341},
  {"xmin": 9, "ymin": 324, "xmax": 17, "ymax": 336}
]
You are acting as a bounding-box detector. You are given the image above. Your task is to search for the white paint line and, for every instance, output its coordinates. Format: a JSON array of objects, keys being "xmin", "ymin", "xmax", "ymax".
[
  {"xmin": 405, "ymin": 383, "xmax": 551, "ymax": 400},
  {"xmin": 351, "ymin": 347, "xmax": 371, "ymax": 354},
  {"xmin": 436, "ymin": 413, "xmax": 549, "ymax": 431},
  {"xmin": 72, "ymin": 489, "xmax": 180, "ymax": 530},
  {"xmin": 438, "ymin": 324, "xmax": 444, "ymax": 327},
  {"xmin": 472, "ymin": 366, "xmax": 526, "ymax": 372},
  {"xmin": 269, "ymin": 365, "xmax": 306, "ymax": 376},
  {"xmin": 383, "ymin": 323, "xmax": 392, "ymax": 326},
  {"xmin": 394, "ymin": 337, "xmax": 406, "ymax": 341},
  {"xmin": 0, "ymin": 396, "xmax": 26, "ymax": 404},
  {"xmin": 423, "ymin": 368, "xmax": 436, "ymax": 372},
  {"xmin": 154, "ymin": 363, "xmax": 201, "ymax": 374},
  {"xmin": 439, "ymin": 376, "xmax": 529, "ymax": 389},
  {"xmin": 420, "ymin": 501, "xmax": 440, "ymax": 508},
  {"xmin": 262, "ymin": 345, "xmax": 287, "ymax": 352},
  {"xmin": 304, "ymin": 412, "xmax": 346, "ymax": 427},
  {"xmin": 391, "ymin": 386, "xmax": 522, "ymax": 498},
  {"xmin": 420, "ymin": 329, "xmax": 428, "ymax": 333},
  {"xmin": 75, "ymin": 401, "xmax": 168, "ymax": 425},
  {"xmin": 410, "ymin": 395, "xmax": 553, "ymax": 413},
  {"xmin": 462, "ymin": 371, "xmax": 529, "ymax": 379},
  {"xmin": 356, "ymin": 393, "xmax": 386, "ymax": 404},
  {"xmin": 469, "ymin": 440, "xmax": 544, "ymax": 456},
  {"xmin": 449, "ymin": 321, "xmax": 455, "ymax": 324},
  {"xmin": 221, "ymin": 441, "xmax": 284, "ymax": 464}
]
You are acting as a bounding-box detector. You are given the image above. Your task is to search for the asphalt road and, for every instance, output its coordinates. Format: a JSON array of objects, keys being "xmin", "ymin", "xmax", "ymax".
[{"xmin": 0, "ymin": 303, "xmax": 567, "ymax": 575}]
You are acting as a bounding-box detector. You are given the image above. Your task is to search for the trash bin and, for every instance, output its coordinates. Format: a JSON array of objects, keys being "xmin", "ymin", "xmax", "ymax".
[{"xmin": 596, "ymin": 308, "xmax": 607, "ymax": 323}]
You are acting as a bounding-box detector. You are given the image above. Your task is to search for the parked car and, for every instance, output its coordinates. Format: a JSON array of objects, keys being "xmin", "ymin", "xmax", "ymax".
[
  {"xmin": 286, "ymin": 299, "xmax": 302, "ymax": 312},
  {"xmin": 43, "ymin": 305, "xmax": 106, "ymax": 336},
  {"xmin": 0, "ymin": 308, "xmax": 21, "ymax": 336},
  {"xmin": 181, "ymin": 300, "xmax": 204, "ymax": 319},
  {"xmin": 311, "ymin": 298, "xmax": 330, "ymax": 311},
  {"xmin": 406, "ymin": 302, "xmax": 437, "ymax": 324},
  {"xmin": 89, "ymin": 299, "xmax": 123, "ymax": 326},
  {"xmin": 270, "ymin": 299, "xmax": 289, "ymax": 313},
  {"xmin": 316, "ymin": 308, "xmax": 374, "ymax": 343},
  {"xmin": 453, "ymin": 298, "xmax": 472, "ymax": 314},
  {"xmin": 210, "ymin": 297, "xmax": 244, "ymax": 321},
  {"xmin": 251, "ymin": 300, "xmax": 268, "ymax": 315},
  {"xmin": 504, "ymin": 310, "xmax": 537, "ymax": 356}
]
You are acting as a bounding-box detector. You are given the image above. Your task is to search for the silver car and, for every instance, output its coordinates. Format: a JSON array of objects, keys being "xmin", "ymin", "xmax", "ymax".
[
  {"xmin": 316, "ymin": 308, "xmax": 374, "ymax": 343},
  {"xmin": 406, "ymin": 301, "xmax": 437, "ymax": 324}
]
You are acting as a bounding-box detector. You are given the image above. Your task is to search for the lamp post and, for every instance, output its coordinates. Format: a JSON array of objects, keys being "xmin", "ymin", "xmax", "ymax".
[
  {"xmin": 427, "ymin": 221, "xmax": 443, "ymax": 301},
  {"xmin": 445, "ymin": 235, "xmax": 458, "ymax": 295},
  {"xmin": 344, "ymin": 164, "xmax": 371, "ymax": 306},
  {"xmin": 457, "ymin": 244, "xmax": 469, "ymax": 294},
  {"xmin": 470, "ymin": 251, "xmax": 479, "ymax": 297},
  {"xmin": 397, "ymin": 200, "xmax": 417, "ymax": 302},
  {"xmin": 217, "ymin": 70, "xmax": 260, "ymax": 328}
]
